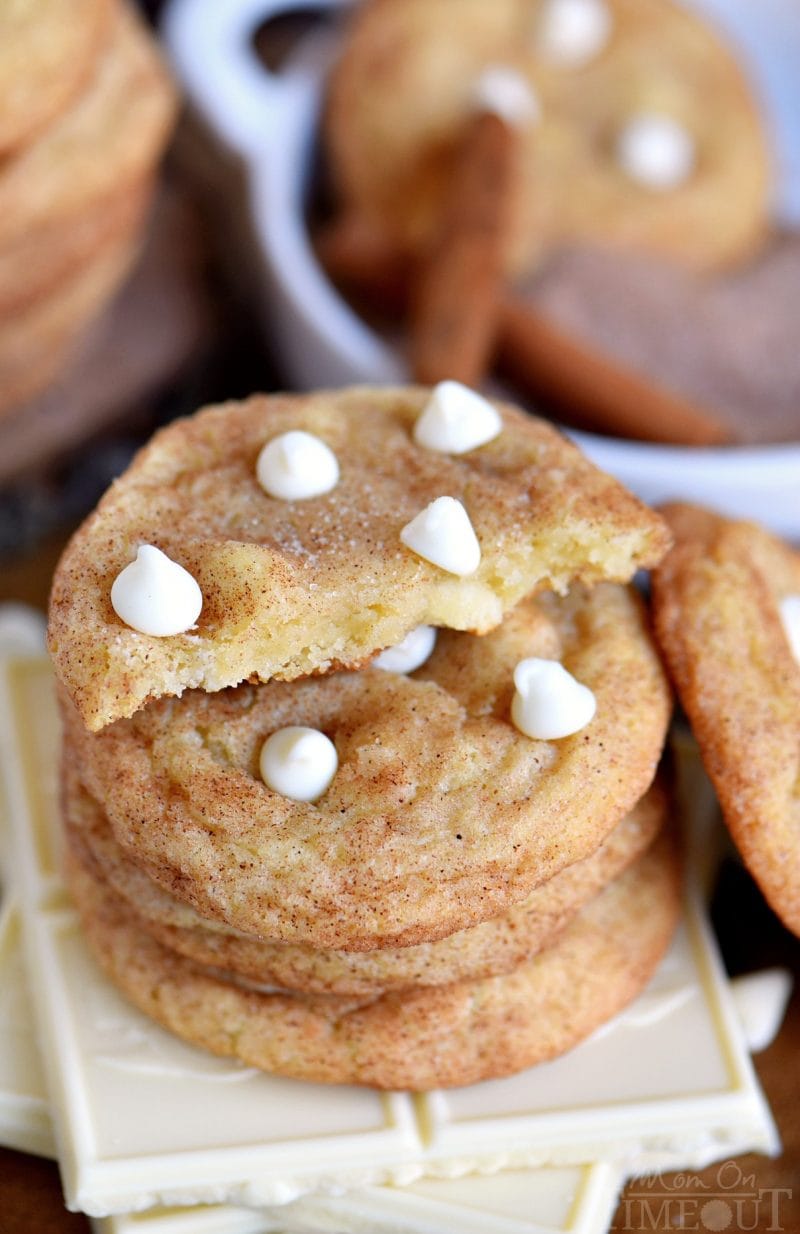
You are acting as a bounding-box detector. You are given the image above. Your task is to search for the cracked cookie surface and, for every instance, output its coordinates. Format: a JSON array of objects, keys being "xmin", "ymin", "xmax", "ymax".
[{"xmin": 49, "ymin": 387, "xmax": 669, "ymax": 731}]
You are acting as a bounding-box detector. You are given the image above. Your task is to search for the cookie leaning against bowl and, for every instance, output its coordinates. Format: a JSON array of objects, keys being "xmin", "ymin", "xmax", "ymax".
[
  {"xmin": 63, "ymin": 583, "xmax": 671, "ymax": 950},
  {"xmin": 64, "ymin": 829, "xmax": 681, "ymax": 1090},
  {"xmin": 325, "ymin": 0, "xmax": 768, "ymax": 275},
  {"xmin": 63, "ymin": 758, "xmax": 667, "ymax": 995},
  {"xmin": 48, "ymin": 386, "xmax": 670, "ymax": 731},
  {"xmin": 652, "ymin": 503, "xmax": 800, "ymax": 936}
]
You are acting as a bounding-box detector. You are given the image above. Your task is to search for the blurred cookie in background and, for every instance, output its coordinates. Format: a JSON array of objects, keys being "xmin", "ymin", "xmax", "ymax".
[
  {"xmin": 315, "ymin": 0, "xmax": 779, "ymax": 445},
  {"xmin": 324, "ymin": 0, "xmax": 770, "ymax": 278},
  {"xmin": 0, "ymin": 0, "xmax": 112, "ymax": 155},
  {"xmin": 0, "ymin": 0, "xmax": 178, "ymax": 422},
  {"xmin": 0, "ymin": 188, "xmax": 213, "ymax": 491}
]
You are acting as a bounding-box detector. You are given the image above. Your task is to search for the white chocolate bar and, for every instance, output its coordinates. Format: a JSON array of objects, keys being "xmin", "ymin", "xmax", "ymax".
[
  {"xmin": 0, "ymin": 629, "xmax": 779, "ymax": 1220},
  {"xmin": 0, "ymin": 618, "xmax": 627, "ymax": 1234},
  {"xmin": 0, "ymin": 897, "xmax": 787, "ymax": 1234},
  {"xmin": 94, "ymin": 1162, "xmax": 624, "ymax": 1234},
  {"xmin": 0, "ymin": 901, "xmax": 623, "ymax": 1234},
  {"xmin": 0, "ymin": 900, "xmax": 54, "ymax": 1158},
  {"xmin": 730, "ymin": 970, "xmax": 794, "ymax": 1056}
]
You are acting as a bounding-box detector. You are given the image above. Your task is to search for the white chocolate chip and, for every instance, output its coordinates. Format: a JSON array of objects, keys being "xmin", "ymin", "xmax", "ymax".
[
  {"xmin": 730, "ymin": 969, "xmax": 793, "ymax": 1054},
  {"xmin": 779, "ymin": 595, "xmax": 800, "ymax": 665},
  {"xmin": 374, "ymin": 625, "xmax": 437, "ymax": 673},
  {"xmin": 110, "ymin": 545, "xmax": 202, "ymax": 637},
  {"xmin": 259, "ymin": 726, "xmax": 338, "ymax": 803},
  {"xmin": 256, "ymin": 430, "xmax": 339, "ymax": 500},
  {"xmin": 413, "ymin": 382, "xmax": 503, "ymax": 455},
  {"xmin": 616, "ymin": 113, "xmax": 695, "ymax": 191},
  {"xmin": 470, "ymin": 64, "xmax": 539, "ymax": 126},
  {"xmin": 511, "ymin": 658, "xmax": 596, "ymax": 740},
  {"xmin": 537, "ymin": 0, "xmax": 611, "ymax": 66},
  {"xmin": 400, "ymin": 497, "xmax": 481, "ymax": 576}
]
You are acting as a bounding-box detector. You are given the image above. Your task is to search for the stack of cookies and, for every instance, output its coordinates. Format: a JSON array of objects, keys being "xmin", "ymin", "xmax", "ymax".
[
  {"xmin": 653, "ymin": 502, "xmax": 800, "ymax": 939},
  {"xmin": 48, "ymin": 384, "xmax": 682, "ymax": 1090},
  {"xmin": 0, "ymin": 0, "xmax": 177, "ymax": 418}
]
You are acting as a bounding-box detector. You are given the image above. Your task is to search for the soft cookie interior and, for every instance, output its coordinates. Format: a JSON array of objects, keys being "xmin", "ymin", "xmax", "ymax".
[{"xmin": 48, "ymin": 387, "xmax": 670, "ymax": 731}]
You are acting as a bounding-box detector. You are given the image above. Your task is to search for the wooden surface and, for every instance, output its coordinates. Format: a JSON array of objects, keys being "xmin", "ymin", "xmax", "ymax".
[{"xmin": 0, "ymin": 546, "xmax": 798, "ymax": 1231}]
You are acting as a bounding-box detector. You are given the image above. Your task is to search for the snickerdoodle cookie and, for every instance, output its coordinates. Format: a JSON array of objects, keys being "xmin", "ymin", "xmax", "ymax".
[
  {"xmin": 0, "ymin": 1, "xmax": 176, "ymax": 251},
  {"xmin": 65, "ymin": 829, "xmax": 681, "ymax": 1090},
  {"xmin": 63, "ymin": 582, "xmax": 671, "ymax": 950},
  {"xmin": 652, "ymin": 503, "xmax": 800, "ymax": 936},
  {"xmin": 325, "ymin": 0, "xmax": 768, "ymax": 274},
  {"xmin": 0, "ymin": 0, "xmax": 111, "ymax": 155},
  {"xmin": 0, "ymin": 227, "xmax": 141, "ymax": 418},
  {"xmin": 0, "ymin": 176, "xmax": 150, "ymax": 320},
  {"xmin": 64, "ymin": 757, "xmax": 667, "ymax": 995},
  {"xmin": 49, "ymin": 387, "xmax": 669, "ymax": 731}
]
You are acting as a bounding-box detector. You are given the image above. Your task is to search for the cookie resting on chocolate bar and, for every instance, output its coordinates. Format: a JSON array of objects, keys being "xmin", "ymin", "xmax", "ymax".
[{"xmin": 65, "ymin": 830, "xmax": 681, "ymax": 1090}]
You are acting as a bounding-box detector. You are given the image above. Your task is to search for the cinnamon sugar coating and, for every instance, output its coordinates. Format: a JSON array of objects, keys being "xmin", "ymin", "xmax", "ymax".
[
  {"xmin": 652, "ymin": 503, "xmax": 800, "ymax": 936},
  {"xmin": 49, "ymin": 387, "xmax": 669, "ymax": 731},
  {"xmin": 64, "ymin": 760, "xmax": 667, "ymax": 995},
  {"xmin": 65, "ymin": 831, "xmax": 681, "ymax": 1090},
  {"xmin": 63, "ymin": 583, "xmax": 671, "ymax": 950}
]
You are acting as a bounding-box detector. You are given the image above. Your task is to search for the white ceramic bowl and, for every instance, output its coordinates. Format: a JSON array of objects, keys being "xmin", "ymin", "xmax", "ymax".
[{"xmin": 163, "ymin": 0, "xmax": 800, "ymax": 539}]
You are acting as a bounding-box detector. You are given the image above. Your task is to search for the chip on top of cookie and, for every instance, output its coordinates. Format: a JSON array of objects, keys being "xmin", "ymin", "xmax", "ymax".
[{"xmin": 48, "ymin": 385, "xmax": 670, "ymax": 731}]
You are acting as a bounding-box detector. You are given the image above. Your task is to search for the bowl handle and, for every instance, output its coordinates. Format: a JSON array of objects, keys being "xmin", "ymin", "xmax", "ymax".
[{"xmin": 162, "ymin": 0, "xmax": 347, "ymax": 158}]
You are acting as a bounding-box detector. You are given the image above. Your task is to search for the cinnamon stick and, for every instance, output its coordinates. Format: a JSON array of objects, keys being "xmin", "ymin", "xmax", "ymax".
[
  {"xmin": 315, "ymin": 213, "xmax": 408, "ymax": 317},
  {"xmin": 410, "ymin": 110, "xmax": 518, "ymax": 387},
  {"xmin": 314, "ymin": 213, "xmax": 734, "ymax": 447},
  {"xmin": 497, "ymin": 296, "xmax": 733, "ymax": 446}
]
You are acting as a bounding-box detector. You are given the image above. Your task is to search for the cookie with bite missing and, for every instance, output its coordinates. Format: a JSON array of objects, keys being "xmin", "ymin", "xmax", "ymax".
[
  {"xmin": 325, "ymin": 0, "xmax": 768, "ymax": 274},
  {"xmin": 64, "ymin": 828, "xmax": 681, "ymax": 1090},
  {"xmin": 62, "ymin": 581, "xmax": 671, "ymax": 950},
  {"xmin": 49, "ymin": 386, "xmax": 669, "ymax": 731},
  {"xmin": 64, "ymin": 757, "xmax": 667, "ymax": 995},
  {"xmin": 652, "ymin": 503, "xmax": 800, "ymax": 936}
]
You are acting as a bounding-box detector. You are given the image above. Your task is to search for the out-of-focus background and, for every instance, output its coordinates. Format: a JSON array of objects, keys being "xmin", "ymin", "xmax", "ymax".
[{"xmin": 2, "ymin": 0, "xmax": 800, "ymax": 566}]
